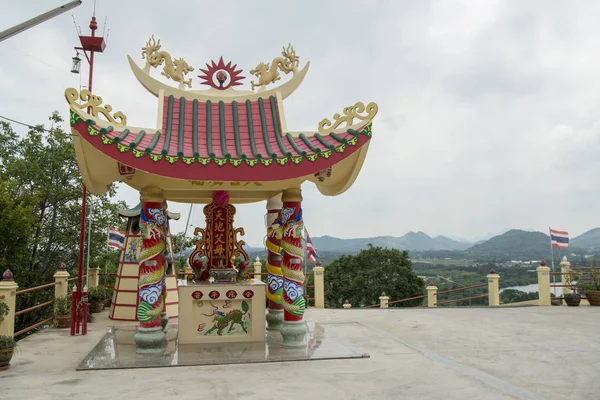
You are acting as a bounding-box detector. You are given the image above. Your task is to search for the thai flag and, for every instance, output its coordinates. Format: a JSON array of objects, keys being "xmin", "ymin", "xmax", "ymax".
[
  {"xmin": 108, "ymin": 227, "xmax": 125, "ymax": 249},
  {"xmin": 550, "ymin": 228, "xmax": 569, "ymax": 249},
  {"xmin": 304, "ymin": 227, "xmax": 322, "ymax": 266}
]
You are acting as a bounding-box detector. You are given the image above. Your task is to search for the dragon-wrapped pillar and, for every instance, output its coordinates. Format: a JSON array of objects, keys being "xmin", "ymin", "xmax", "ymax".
[
  {"xmin": 265, "ymin": 193, "xmax": 284, "ymax": 330},
  {"xmin": 134, "ymin": 186, "xmax": 168, "ymax": 353},
  {"xmin": 278, "ymin": 188, "xmax": 307, "ymax": 347}
]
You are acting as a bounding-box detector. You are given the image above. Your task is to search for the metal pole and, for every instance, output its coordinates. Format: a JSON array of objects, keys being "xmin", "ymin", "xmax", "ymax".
[
  {"xmin": 0, "ymin": 0, "xmax": 82, "ymax": 42},
  {"xmin": 549, "ymin": 227, "xmax": 556, "ymax": 297},
  {"xmin": 183, "ymin": 204, "xmax": 193, "ymax": 237}
]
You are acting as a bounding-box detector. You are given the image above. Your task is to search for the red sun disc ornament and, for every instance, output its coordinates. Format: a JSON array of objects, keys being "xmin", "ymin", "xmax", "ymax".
[{"xmin": 198, "ymin": 57, "xmax": 245, "ymax": 90}]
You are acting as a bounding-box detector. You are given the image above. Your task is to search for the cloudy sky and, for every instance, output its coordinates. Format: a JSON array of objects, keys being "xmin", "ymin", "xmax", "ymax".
[{"xmin": 2, "ymin": 1, "xmax": 600, "ymax": 246}]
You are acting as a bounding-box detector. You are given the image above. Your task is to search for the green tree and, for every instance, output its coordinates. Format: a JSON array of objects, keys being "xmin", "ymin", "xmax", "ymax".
[
  {"xmin": 0, "ymin": 177, "xmax": 35, "ymax": 272},
  {"xmin": 0, "ymin": 112, "xmax": 127, "ymax": 335},
  {"xmin": 171, "ymin": 231, "xmax": 195, "ymax": 270},
  {"xmin": 324, "ymin": 245, "xmax": 425, "ymax": 308}
]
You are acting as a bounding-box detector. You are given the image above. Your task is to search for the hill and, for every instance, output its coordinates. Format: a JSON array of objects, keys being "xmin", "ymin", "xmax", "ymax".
[
  {"xmin": 465, "ymin": 229, "xmax": 583, "ymax": 261},
  {"xmin": 311, "ymin": 232, "xmax": 471, "ymax": 253},
  {"xmin": 571, "ymin": 228, "xmax": 600, "ymax": 251}
]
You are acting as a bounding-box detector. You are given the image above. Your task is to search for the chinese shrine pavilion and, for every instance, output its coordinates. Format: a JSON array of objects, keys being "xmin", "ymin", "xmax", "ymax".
[{"xmin": 65, "ymin": 36, "xmax": 378, "ymax": 351}]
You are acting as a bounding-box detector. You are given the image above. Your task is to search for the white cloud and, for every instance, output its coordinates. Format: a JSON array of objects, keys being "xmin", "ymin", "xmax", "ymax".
[{"xmin": 2, "ymin": 1, "xmax": 600, "ymax": 246}]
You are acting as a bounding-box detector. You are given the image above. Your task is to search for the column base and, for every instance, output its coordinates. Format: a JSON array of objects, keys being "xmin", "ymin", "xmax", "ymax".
[
  {"xmin": 134, "ymin": 326, "xmax": 167, "ymax": 353},
  {"xmin": 266, "ymin": 309, "xmax": 283, "ymax": 331},
  {"xmin": 160, "ymin": 312, "xmax": 168, "ymax": 331},
  {"xmin": 280, "ymin": 320, "xmax": 308, "ymax": 348}
]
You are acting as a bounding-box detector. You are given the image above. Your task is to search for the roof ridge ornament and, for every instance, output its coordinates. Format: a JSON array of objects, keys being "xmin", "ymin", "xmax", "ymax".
[
  {"xmin": 65, "ymin": 87, "xmax": 127, "ymax": 126},
  {"xmin": 317, "ymin": 102, "xmax": 379, "ymax": 134},
  {"xmin": 198, "ymin": 57, "xmax": 245, "ymax": 90},
  {"xmin": 142, "ymin": 35, "xmax": 194, "ymax": 90},
  {"xmin": 249, "ymin": 43, "xmax": 300, "ymax": 91}
]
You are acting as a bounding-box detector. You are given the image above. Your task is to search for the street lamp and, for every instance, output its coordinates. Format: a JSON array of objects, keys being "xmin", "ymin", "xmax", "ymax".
[
  {"xmin": 70, "ymin": 53, "xmax": 81, "ymax": 74},
  {"xmin": 0, "ymin": 0, "xmax": 82, "ymax": 43},
  {"xmin": 70, "ymin": 13, "xmax": 107, "ymax": 337}
]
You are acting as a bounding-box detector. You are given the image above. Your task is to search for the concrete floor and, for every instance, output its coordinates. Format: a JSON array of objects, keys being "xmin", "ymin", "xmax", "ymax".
[{"xmin": 1, "ymin": 306, "xmax": 599, "ymax": 400}]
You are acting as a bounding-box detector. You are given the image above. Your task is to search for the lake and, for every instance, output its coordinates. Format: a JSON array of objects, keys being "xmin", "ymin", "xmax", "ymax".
[{"xmin": 502, "ymin": 283, "xmax": 563, "ymax": 296}]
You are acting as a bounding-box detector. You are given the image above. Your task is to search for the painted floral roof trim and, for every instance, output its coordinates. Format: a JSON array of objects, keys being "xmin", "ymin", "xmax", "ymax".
[{"xmin": 69, "ymin": 108, "xmax": 372, "ymax": 168}]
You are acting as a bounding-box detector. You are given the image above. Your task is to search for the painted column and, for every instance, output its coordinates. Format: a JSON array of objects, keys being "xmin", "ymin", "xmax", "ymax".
[
  {"xmin": 53, "ymin": 262, "xmax": 70, "ymax": 299},
  {"xmin": 427, "ymin": 284, "xmax": 438, "ymax": 307},
  {"xmin": 537, "ymin": 260, "xmax": 551, "ymax": 306},
  {"xmin": 0, "ymin": 270, "xmax": 18, "ymax": 338},
  {"xmin": 134, "ymin": 187, "xmax": 168, "ymax": 352},
  {"xmin": 265, "ymin": 193, "xmax": 284, "ymax": 331},
  {"xmin": 278, "ymin": 188, "xmax": 308, "ymax": 347},
  {"xmin": 487, "ymin": 269, "xmax": 500, "ymax": 306},
  {"xmin": 560, "ymin": 256, "xmax": 571, "ymax": 296},
  {"xmin": 313, "ymin": 266, "xmax": 325, "ymax": 308}
]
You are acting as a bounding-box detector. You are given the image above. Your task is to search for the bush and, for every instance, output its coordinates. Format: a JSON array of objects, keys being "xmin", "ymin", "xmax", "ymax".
[
  {"xmin": 0, "ymin": 302, "xmax": 9, "ymax": 319},
  {"xmin": 0, "ymin": 335, "xmax": 16, "ymax": 348},
  {"xmin": 54, "ymin": 296, "xmax": 71, "ymax": 316}
]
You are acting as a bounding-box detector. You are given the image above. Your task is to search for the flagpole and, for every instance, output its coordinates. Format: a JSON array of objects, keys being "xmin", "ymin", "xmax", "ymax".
[{"xmin": 549, "ymin": 227, "xmax": 556, "ymax": 297}]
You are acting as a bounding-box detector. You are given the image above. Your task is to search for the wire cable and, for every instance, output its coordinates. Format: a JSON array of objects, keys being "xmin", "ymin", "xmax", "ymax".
[{"xmin": 0, "ymin": 114, "xmax": 74, "ymax": 136}]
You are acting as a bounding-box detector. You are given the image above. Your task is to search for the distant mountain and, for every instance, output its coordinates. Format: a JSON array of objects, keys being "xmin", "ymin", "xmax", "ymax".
[
  {"xmin": 465, "ymin": 229, "xmax": 585, "ymax": 261},
  {"xmin": 311, "ymin": 232, "xmax": 471, "ymax": 253},
  {"xmin": 434, "ymin": 235, "xmax": 472, "ymax": 251},
  {"xmin": 571, "ymin": 228, "xmax": 600, "ymax": 251}
]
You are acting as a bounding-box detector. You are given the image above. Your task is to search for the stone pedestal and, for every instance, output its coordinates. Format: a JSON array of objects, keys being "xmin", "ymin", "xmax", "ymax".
[
  {"xmin": 0, "ymin": 270, "xmax": 18, "ymax": 338},
  {"xmin": 53, "ymin": 266, "xmax": 70, "ymax": 300},
  {"xmin": 560, "ymin": 257, "xmax": 572, "ymax": 296},
  {"xmin": 313, "ymin": 266, "xmax": 325, "ymax": 308},
  {"xmin": 487, "ymin": 271, "xmax": 500, "ymax": 306},
  {"xmin": 537, "ymin": 263, "xmax": 551, "ymax": 306},
  {"xmin": 379, "ymin": 293, "xmax": 389, "ymax": 308},
  {"xmin": 134, "ymin": 326, "xmax": 167, "ymax": 353},
  {"xmin": 280, "ymin": 320, "xmax": 308, "ymax": 348},
  {"xmin": 253, "ymin": 257, "xmax": 262, "ymax": 280},
  {"xmin": 89, "ymin": 267, "xmax": 100, "ymax": 289},
  {"xmin": 266, "ymin": 309, "xmax": 283, "ymax": 331},
  {"xmin": 427, "ymin": 284, "xmax": 438, "ymax": 307}
]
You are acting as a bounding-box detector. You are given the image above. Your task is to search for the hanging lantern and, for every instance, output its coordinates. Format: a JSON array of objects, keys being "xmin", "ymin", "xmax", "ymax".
[{"xmin": 71, "ymin": 53, "xmax": 81, "ymax": 74}]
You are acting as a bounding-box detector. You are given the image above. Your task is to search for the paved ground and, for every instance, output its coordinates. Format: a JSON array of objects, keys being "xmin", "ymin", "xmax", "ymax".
[{"xmin": 1, "ymin": 306, "xmax": 599, "ymax": 400}]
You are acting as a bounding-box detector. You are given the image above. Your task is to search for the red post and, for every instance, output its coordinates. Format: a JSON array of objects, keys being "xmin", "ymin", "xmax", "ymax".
[
  {"xmin": 70, "ymin": 285, "xmax": 78, "ymax": 336},
  {"xmin": 81, "ymin": 286, "xmax": 88, "ymax": 335},
  {"xmin": 75, "ymin": 16, "xmax": 98, "ymax": 336}
]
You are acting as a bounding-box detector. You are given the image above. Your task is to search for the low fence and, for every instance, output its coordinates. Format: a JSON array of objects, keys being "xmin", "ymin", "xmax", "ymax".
[
  {"xmin": 547, "ymin": 260, "xmax": 600, "ymax": 303},
  {"xmin": 362, "ymin": 270, "xmax": 499, "ymax": 309},
  {"xmin": 0, "ymin": 264, "xmax": 108, "ymax": 339},
  {"xmin": 357, "ymin": 258, "xmax": 598, "ymax": 309}
]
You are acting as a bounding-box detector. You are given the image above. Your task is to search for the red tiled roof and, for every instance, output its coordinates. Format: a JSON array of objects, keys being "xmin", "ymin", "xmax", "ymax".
[{"xmin": 69, "ymin": 94, "xmax": 373, "ymax": 182}]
